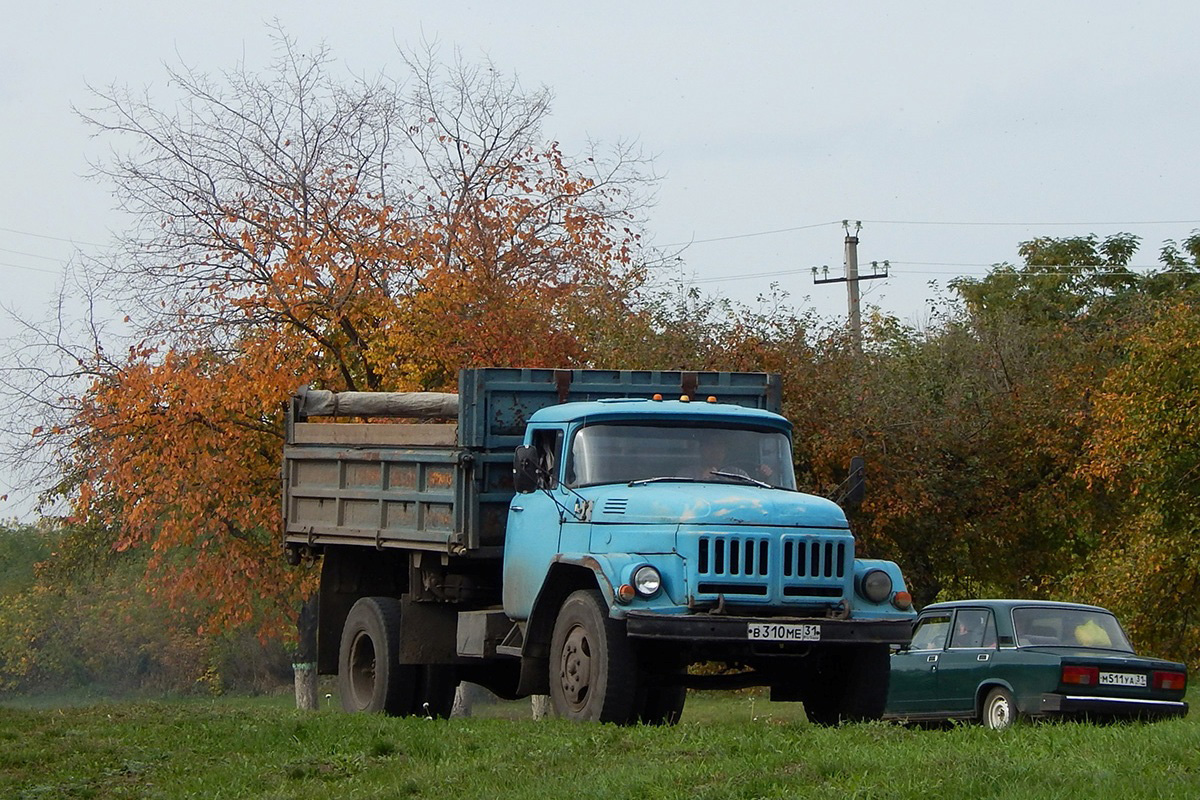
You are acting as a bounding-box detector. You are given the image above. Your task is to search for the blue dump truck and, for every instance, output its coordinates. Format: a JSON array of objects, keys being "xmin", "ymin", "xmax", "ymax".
[{"xmin": 283, "ymin": 368, "xmax": 914, "ymax": 724}]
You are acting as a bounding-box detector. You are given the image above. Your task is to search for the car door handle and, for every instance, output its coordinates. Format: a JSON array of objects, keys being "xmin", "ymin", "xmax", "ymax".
[
  {"xmin": 511, "ymin": 506, "xmax": 524, "ymax": 512},
  {"xmin": 977, "ymin": 653, "xmax": 990, "ymax": 662},
  {"xmin": 927, "ymin": 655, "xmax": 939, "ymax": 663}
]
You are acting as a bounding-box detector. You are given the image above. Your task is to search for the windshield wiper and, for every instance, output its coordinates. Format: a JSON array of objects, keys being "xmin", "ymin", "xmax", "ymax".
[
  {"xmin": 628, "ymin": 472, "xmax": 777, "ymax": 491},
  {"xmin": 628, "ymin": 476, "xmax": 698, "ymax": 487},
  {"xmin": 709, "ymin": 469, "xmax": 774, "ymax": 489}
]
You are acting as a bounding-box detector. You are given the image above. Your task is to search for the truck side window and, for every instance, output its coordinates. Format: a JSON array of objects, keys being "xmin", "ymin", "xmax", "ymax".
[{"xmin": 531, "ymin": 429, "xmax": 563, "ymax": 489}]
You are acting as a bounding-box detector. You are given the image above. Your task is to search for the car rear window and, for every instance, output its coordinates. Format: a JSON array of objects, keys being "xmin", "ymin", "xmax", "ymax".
[{"xmin": 1011, "ymin": 607, "xmax": 1133, "ymax": 651}]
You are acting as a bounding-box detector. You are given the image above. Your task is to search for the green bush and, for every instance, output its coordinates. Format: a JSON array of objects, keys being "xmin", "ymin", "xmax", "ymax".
[{"xmin": 0, "ymin": 522, "xmax": 292, "ymax": 697}]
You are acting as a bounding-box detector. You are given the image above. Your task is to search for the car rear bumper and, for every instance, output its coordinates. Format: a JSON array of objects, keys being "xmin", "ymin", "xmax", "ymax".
[
  {"xmin": 624, "ymin": 610, "xmax": 912, "ymax": 645},
  {"xmin": 1039, "ymin": 693, "xmax": 1189, "ymax": 720}
]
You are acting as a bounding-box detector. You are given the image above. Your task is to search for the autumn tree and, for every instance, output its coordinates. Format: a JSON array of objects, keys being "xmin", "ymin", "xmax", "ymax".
[
  {"xmin": 8, "ymin": 33, "xmax": 655, "ymax": 647},
  {"xmin": 822, "ymin": 233, "xmax": 1199, "ymax": 608},
  {"xmin": 1070, "ymin": 239, "xmax": 1200, "ymax": 665}
]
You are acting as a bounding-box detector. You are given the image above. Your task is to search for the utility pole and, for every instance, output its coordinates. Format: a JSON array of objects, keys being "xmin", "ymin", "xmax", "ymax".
[{"xmin": 812, "ymin": 220, "xmax": 889, "ymax": 350}]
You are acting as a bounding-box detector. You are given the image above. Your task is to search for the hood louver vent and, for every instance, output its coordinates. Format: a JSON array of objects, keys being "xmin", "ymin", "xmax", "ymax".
[{"xmin": 602, "ymin": 498, "xmax": 629, "ymax": 515}]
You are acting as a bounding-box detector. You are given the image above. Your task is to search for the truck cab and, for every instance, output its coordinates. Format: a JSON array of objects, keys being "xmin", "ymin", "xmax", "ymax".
[{"xmin": 503, "ymin": 394, "xmax": 914, "ymax": 723}]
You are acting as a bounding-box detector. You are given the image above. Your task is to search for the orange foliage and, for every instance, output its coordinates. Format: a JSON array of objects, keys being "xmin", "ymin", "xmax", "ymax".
[{"xmin": 66, "ymin": 150, "xmax": 642, "ymax": 637}]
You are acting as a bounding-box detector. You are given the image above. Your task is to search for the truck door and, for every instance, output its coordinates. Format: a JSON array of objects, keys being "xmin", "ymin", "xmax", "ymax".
[{"xmin": 502, "ymin": 428, "xmax": 566, "ymax": 620}]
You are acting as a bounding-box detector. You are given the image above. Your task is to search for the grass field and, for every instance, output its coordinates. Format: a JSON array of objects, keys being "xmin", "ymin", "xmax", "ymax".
[{"xmin": 1, "ymin": 689, "xmax": 1196, "ymax": 799}]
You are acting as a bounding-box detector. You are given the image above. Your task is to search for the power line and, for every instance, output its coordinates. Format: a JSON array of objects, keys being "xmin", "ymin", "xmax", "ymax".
[
  {"xmin": 0, "ymin": 226, "xmax": 106, "ymax": 249},
  {"xmin": 5, "ymin": 216, "xmax": 1197, "ymax": 262},
  {"xmin": 0, "ymin": 246, "xmax": 70, "ymax": 263},
  {"xmin": 889, "ymin": 261, "xmax": 1188, "ymax": 274},
  {"xmin": 688, "ymin": 266, "xmax": 814, "ymax": 284},
  {"xmin": 0, "ymin": 260, "xmax": 65, "ymax": 276},
  {"xmin": 862, "ymin": 219, "xmax": 1200, "ymax": 228},
  {"xmin": 680, "ymin": 262, "xmax": 1196, "ymax": 286},
  {"xmin": 5, "ymin": 213, "xmax": 1199, "ymax": 255},
  {"xmin": 660, "ymin": 218, "xmax": 1200, "ymax": 251},
  {"xmin": 660, "ymin": 221, "xmax": 840, "ymax": 248}
]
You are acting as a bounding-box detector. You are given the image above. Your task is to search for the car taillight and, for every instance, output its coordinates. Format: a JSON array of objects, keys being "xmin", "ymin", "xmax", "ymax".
[
  {"xmin": 1153, "ymin": 671, "xmax": 1187, "ymax": 691},
  {"xmin": 1061, "ymin": 665, "xmax": 1099, "ymax": 686}
]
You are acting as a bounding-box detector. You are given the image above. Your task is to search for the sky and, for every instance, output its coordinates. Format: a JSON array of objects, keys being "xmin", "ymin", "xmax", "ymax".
[{"xmin": 3, "ymin": 1, "xmax": 1200, "ymax": 515}]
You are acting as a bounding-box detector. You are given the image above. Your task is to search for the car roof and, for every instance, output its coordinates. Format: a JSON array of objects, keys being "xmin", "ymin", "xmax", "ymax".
[{"xmin": 917, "ymin": 598, "xmax": 1113, "ymax": 614}]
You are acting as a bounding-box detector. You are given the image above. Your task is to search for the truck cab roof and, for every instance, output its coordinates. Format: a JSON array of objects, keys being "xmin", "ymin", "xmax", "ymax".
[{"xmin": 527, "ymin": 398, "xmax": 793, "ymax": 430}]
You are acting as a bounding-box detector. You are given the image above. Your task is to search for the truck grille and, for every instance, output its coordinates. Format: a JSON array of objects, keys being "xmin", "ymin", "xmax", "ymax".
[
  {"xmin": 782, "ymin": 538, "xmax": 847, "ymax": 579},
  {"xmin": 698, "ymin": 535, "xmax": 770, "ymax": 577},
  {"xmin": 693, "ymin": 532, "xmax": 850, "ymax": 603}
]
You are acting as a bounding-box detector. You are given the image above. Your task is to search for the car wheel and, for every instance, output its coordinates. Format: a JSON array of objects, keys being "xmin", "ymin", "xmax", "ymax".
[{"xmin": 981, "ymin": 686, "xmax": 1016, "ymax": 730}]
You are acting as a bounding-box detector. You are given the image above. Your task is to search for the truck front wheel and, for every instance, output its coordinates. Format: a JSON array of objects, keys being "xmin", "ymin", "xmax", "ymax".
[
  {"xmin": 549, "ymin": 589, "xmax": 639, "ymax": 723},
  {"xmin": 802, "ymin": 643, "xmax": 890, "ymax": 726},
  {"xmin": 637, "ymin": 684, "xmax": 687, "ymax": 725},
  {"xmin": 338, "ymin": 597, "xmax": 417, "ymax": 715}
]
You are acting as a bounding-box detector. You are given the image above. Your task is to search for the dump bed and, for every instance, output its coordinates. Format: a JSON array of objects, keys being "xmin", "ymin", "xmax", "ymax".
[{"xmin": 282, "ymin": 368, "xmax": 781, "ymax": 556}]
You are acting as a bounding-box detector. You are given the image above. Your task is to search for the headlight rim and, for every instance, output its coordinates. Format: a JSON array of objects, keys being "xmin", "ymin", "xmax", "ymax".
[
  {"xmin": 632, "ymin": 564, "xmax": 662, "ymax": 598},
  {"xmin": 860, "ymin": 568, "xmax": 893, "ymax": 604}
]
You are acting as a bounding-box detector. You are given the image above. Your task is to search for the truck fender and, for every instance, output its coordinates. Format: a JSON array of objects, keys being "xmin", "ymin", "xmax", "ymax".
[
  {"xmin": 849, "ymin": 558, "xmax": 915, "ymax": 618},
  {"xmin": 515, "ymin": 556, "xmax": 614, "ymax": 696}
]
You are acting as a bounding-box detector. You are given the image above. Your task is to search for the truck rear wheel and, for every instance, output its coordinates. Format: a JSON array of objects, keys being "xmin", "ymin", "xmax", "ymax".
[
  {"xmin": 338, "ymin": 597, "xmax": 417, "ymax": 715},
  {"xmin": 549, "ymin": 589, "xmax": 639, "ymax": 723},
  {"xmin": 415, "ymin": 664, "xmax": 459, "ymax": 719}
]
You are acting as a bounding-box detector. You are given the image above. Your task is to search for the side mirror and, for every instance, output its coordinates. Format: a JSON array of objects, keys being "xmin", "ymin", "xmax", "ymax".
[
  {"xmin": 513, "ymin": 445, "xmax": 540, "ymax": 493},
  {"xmin": 830, "ymin": 455, "xmax": 866, "ymax": 508},
  {"xmin": 841, "ymin": 455, "xmax": 866, "ymax": 508}
]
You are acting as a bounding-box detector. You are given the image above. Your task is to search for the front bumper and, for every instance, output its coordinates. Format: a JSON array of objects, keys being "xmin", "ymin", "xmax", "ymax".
[
  {"xmin": 1038, "ymin": 693, "xmax": 1189, "ymax": 721},
  {"xmin": 624, "ymin": 610, "xmax": 912, "ymax": 645}
]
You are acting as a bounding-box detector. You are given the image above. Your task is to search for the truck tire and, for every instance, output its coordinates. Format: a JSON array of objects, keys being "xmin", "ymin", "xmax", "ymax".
[
  {"xmin": 415, "ymin": 664, "xmax": 459, "ymax": 719},
  {"xmin": 838, "ymin": 643, "xmax": 890, "ymax": 722},
  {"xmin": 338, "ymin": 597, "xmax": 417, "ymax": 715},
  {"xmin": 637, "ymin": 685, "xmax": 687, "ymax": 725},
  {"xmin": 802, "ymin": 644, "xmax": 890, "ymax": 726},
  {"xmin": 549, "ymin": 589, "xmax": 639, "ymax": 723}
]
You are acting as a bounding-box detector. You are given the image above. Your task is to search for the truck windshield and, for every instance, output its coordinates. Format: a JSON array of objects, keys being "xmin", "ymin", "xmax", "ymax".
[{"xmin": 567, "ymin": 423, "xmax": 796, "ymax": 489}]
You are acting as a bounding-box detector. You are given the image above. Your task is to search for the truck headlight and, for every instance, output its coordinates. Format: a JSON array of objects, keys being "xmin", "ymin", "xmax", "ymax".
[
  {"xmin": 859, "ymin": 569, "xmax": 893, "ymax": 603},
  {"xmin": 632, "ymin": 565, "xmax": 662, "ymax": 598}
]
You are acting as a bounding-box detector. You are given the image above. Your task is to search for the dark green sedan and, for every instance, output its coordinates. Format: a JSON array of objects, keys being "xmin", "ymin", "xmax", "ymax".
[{"xmin": 883, "ymin": 599, "xmax": 1189, "ymax": 729}]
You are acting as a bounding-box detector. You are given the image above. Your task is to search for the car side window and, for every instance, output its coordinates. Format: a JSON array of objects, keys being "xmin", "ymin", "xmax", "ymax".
[
  {"xmin": 950, "ymin": 608, "xmax": 996, "ymax": 649},
  {"xmin": 910, "ymin": 614, "xmax": 952, "ymax": 650}
]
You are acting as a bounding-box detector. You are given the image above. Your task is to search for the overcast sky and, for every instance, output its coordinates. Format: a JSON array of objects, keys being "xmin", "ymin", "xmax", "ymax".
[{"xmin": 3, "ymin": 1, "xmax": 1200, "ymax": 514}]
